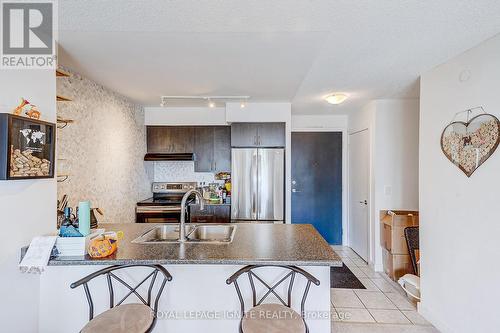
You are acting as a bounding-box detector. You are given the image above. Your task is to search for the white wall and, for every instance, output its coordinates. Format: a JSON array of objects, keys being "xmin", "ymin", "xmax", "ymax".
[
  {"xmin": 349, "ymin": 100, "xmax": 419, "ymax": 270},
  {"xmin": 419, "ymin": 34, "xmax": 500, "ymax": 333},
  {"xmin": 0, "ymin": 70, "xmax": 56, "ymax": 332},
  {"xmin": 291, "ymin": 114, "xmax": 347, "ymax": 129},
  {"xmin": 145, "ymin": 107, "xmax": 227, "ymax": 125}
]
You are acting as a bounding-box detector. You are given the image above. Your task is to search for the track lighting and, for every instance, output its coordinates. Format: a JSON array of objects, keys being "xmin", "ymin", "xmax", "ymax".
[{"xmin": 160, "ymin": 95, "xmax": 250, "ymax": 108}]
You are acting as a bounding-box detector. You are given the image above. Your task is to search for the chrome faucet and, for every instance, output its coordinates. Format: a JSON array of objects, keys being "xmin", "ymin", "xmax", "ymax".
[{"xmin": 179, "ymin": 189, "xmax": 204, "ymax": 242}]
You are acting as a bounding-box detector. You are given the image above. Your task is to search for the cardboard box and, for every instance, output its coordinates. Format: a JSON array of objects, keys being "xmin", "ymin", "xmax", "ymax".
[
  {"xmin": 380, "ymin": 210, "xmax": 419, "ymax": 255},
  {"xmin": 382, "ymin": 248, "xmax": 413, "ymax": 281},
  {"xmin": 380, "ymin": 210, "xmax": 419, "ymax": 281}
]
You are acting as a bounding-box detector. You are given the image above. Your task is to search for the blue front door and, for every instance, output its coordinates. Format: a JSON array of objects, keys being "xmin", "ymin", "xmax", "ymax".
[{"xmin": 291, "ymin": 132, "xmax": 343, "ymax": 244}]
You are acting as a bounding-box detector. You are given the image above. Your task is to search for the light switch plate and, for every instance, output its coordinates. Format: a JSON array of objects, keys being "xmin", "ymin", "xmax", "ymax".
[{"xmin": 384, "ymin": 185, "xmax": 392, "ymax": 196}]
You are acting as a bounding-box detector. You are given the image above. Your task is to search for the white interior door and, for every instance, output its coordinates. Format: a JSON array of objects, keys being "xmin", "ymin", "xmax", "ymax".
[{"xmin": 349, "ymin": 130, "xmax": 369, "ymax": 261}]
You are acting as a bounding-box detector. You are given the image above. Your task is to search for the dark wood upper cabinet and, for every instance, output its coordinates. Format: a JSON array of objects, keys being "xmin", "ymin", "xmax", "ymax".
[
  {"xmin": 194, "ymin": 126, "xmax": 231, "ymax": 172},
  {"xmin": 147, "ymin": 126, "xmax": 194, "ymax": 153},
  {"xmin": 230, "ymin": 123, "xmax": 259, "ymax": 147},
  {"xmin": 257, "ymin": 123, "xmax": 286, "ymax": 147},
  {"xmin": 231, "ymin": 122, "xmax": 285, "ymax": 147},
  {"xmin": 213, "ymin": 126, "xmax": 231, "ymax": 172},
  {"xmin": 194, "ymin": 127, "xmax": 214, "ymax": 171},
  {"xmin": 146, "ymin": 126, "xmax": 230, "ymax": 171}
]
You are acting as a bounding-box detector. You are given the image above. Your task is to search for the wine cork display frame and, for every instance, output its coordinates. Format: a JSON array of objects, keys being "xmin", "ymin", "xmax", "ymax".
[
  {"xmin": 440, "ymin": 107, "xmax": 500, "ymax": 177},
  {"xmin": 0, "ymin": 114, "xmax": 55, "ymax": 180}
]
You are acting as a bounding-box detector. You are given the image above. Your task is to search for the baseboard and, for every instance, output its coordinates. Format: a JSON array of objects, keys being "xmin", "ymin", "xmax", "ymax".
[
  {"xmin": 372, "ymin": 262, "xmax": 383, "ymax": 272},
  {"xmin": 418, "ymin": 302, "xmax": 454, "ymax": 333}
]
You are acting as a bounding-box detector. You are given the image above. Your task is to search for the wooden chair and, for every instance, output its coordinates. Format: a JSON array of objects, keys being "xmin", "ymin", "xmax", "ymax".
[
  {"xmin": 226, "ymin": 265, "xmax": 320, "ymax": 333},
  {"xmin": 70, "ymin": 264, "xmax": 172, "ymax": 333}
]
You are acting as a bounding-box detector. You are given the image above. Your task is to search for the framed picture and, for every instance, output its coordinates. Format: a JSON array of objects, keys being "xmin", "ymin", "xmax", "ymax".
[{"xmin": 0, "ymin": 114, "xmax": 56, "ymax": 180}]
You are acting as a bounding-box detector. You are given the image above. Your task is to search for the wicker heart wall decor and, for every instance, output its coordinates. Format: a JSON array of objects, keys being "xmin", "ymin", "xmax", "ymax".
[{"xmin": 441, "ymin": 107, "xmax": 500, "ymax": 177}]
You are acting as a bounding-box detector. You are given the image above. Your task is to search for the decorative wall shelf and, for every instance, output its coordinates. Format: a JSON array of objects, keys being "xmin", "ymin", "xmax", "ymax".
[
  {"xmin": 56, "ymin": 68, "xmax": 70, "ymax": 78},
  {"xmin": 57, "ymin": 174, "xmax": 69, "ymax": 182},
  {"xmin": 56, "ymin": 117, "xmax": 74, "ymax": 129},
  {"xmin": 56, "ymin": 95, "xmax": 72, "ymax": 102}
]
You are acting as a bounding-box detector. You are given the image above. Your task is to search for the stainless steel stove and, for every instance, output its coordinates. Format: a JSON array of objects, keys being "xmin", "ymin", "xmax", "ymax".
[{"xmin": 136, "ymin": 182, "xmax": 197, "ymax": 223}]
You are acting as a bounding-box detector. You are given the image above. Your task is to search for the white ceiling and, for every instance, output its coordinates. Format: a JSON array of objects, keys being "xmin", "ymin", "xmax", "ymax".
[{"xmin": 58, "ymin": 0, "xmax": 500, "ymax": 114}]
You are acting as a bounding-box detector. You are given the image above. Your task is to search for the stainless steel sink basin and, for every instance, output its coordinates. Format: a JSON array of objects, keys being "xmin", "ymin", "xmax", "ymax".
[
  {"xmin": 132, "ymin": 224, "xmax": 236, "ymax": 244},
  {"xmin": 187, "ymin": 225, "xmax": 236, "ymax": 243},
  {"xmin": 132, "ymin": 225, "xmax": 195, "ymax": 243}
]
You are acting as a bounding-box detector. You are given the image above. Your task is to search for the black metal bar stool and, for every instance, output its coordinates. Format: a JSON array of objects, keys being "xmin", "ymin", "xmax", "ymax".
[
  {"xmin": 226, "ymin": 265, "xmax": 320, "ymax": 333},
  {"xmin": 70, "ymin": 264, "xmax": 172, "ymax": 333}
]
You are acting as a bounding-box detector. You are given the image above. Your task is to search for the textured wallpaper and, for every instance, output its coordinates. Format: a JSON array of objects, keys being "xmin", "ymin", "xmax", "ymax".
[{"xmin": 57, "ymin": 67, "xmax": 152, "ymax": 223}]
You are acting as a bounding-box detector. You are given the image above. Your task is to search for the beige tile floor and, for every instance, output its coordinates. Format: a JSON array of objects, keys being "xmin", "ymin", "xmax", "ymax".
[{"xmin": 330, "ymin": 246, "xmax": 440, "ymax": 333}]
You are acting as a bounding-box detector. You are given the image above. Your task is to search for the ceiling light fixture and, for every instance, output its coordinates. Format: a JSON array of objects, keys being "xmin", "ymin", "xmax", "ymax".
[
  {"xmin": 325, "ymin": 93, "xmax": 348, "ymax": 105},
  {"xmin": 160, "ymin": 95, "xmax": 250, "ymax": 108}
]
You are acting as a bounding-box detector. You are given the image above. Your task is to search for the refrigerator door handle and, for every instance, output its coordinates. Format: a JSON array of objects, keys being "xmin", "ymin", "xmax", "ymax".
[
  {"xmin": 251, "ymin": 150, "xmax": 258, "ymax": 219},
  {"xmin": 256, "ymin": 151, "xmax": 262, "ymax": 217}
]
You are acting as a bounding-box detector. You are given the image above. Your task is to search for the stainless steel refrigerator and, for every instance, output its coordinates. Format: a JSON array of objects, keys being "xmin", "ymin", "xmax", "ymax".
[{"xmin": 231, "ymin": 148, "xmax": 284, "ymax": 222}]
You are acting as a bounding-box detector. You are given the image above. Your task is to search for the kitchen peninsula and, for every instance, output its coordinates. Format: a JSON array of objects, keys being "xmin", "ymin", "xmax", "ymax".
[{"xmin": 38, "ymin": 223, "xmax": 341, "ymax": 333}]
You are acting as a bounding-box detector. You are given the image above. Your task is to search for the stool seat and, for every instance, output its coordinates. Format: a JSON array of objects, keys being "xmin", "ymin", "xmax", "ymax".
[
  {"xmin": 81, "ymin": 303, "xmax": 154, "ymax": 333},
  {"xmin": 241, "ymin": 303, "xmax": 306, "ymax": 333}
]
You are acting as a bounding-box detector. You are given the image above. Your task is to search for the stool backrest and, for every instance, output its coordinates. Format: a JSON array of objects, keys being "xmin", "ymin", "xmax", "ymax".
[
  {"xmin": 226, "ymin": 265, "xmax": 320, "ymax": 316},
  {"xmin": 70, "ymin": 264, "xmax": 172, "ymax": 322},
  {"xmin": 404, "ymin": 226, "xmax": 420, "ymax": 275}
]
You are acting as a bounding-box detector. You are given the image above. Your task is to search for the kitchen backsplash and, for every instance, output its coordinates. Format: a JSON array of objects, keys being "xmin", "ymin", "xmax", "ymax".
[{"xmin": 153, "ymin": 161, "xmax": 217, "ymax": 184}]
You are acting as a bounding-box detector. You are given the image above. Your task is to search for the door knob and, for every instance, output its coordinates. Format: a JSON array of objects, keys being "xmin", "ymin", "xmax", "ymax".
[{"xmin": 359, "ymin": 200, "xmax": 367, "ymax": 205}]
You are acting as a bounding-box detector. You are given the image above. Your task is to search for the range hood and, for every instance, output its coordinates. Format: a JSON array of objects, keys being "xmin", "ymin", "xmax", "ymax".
[{"xmin": 144, "ymin": 153, "xmax": 194, "ymax": 161}]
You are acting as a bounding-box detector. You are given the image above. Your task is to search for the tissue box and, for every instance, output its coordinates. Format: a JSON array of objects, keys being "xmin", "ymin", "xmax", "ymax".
[{"xmin": 55, "ymin": 229, "xmax": 104, "ymax": 256}]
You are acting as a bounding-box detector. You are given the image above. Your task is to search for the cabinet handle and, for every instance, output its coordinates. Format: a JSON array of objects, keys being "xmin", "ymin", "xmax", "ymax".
[
  {"xmin": 214, "ymin": 161, "xmax": 217, "ymax": 170},
  {"xmin": 258, "ymin": 135, "xmax": 261, "ymax": 145}
]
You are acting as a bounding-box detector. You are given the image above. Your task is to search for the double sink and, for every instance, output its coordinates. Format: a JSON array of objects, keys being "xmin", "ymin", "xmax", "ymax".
[{"xmin": 132, "ymin": 224, "xmax": 236, "ymax": 244}]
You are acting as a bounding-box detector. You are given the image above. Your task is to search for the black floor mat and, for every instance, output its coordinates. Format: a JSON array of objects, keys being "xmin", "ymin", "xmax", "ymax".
[{"xmin": 330, "ymin": 264, "xmax": 366, "ymax": 289}]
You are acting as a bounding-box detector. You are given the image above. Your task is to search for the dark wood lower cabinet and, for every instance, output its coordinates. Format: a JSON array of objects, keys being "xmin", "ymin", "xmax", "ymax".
[{"xmin": 189, "ymin": 204, "xmax": 231, "ymax": 223}]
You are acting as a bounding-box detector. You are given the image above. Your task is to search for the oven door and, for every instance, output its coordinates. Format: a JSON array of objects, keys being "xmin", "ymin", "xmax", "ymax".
[{"xmin": 136, "ymin": 206, "xmax": 183, "ymax": 223}]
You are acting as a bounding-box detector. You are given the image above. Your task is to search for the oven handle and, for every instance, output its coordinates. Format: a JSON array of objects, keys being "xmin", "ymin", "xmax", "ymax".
[{"xmin": 136, "ymin": 206, "xmax": 182, "ymax": 213}]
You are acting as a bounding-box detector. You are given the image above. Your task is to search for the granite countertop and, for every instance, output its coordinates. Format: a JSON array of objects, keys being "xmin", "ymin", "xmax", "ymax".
[{"xmin": 49, "ymin": 223, "xmax": 342, "ymax": 267}]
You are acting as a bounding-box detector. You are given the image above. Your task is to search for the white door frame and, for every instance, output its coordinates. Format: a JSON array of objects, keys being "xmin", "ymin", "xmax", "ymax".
[
  {"xmin": 347, "ymin": 128, "xmax": 372, "ymax": 263},
  {"xmin": 291, "ymin": 128, "xmax": 348, "ymax": 245},
  {"xmin": 347, "ymin": 127, "xmax": 377, "ymax": 269}
]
